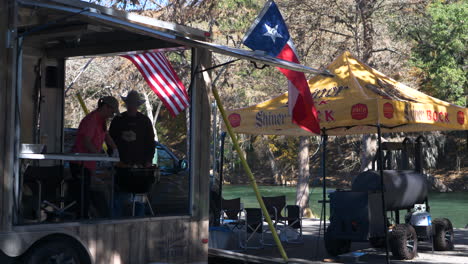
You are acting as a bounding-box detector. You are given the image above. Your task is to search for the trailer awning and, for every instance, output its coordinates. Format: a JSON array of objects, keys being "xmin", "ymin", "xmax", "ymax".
[{"xmin": 18, "ymin": 0, "xmax": 331, "ymax": 76}]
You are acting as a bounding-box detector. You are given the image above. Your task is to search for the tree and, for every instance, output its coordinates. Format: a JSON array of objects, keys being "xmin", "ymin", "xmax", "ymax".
[
  {"xmin": 296, "ymin": 137, "xmax": 311, "ymax": 217},
  {"xmin": 406, "ymin": 0, "xmax": 467, "ymax": 106}
]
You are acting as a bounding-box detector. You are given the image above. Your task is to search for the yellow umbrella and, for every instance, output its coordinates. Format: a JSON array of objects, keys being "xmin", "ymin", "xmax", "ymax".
[{"xmin": 226, "ymin": 51, "xmax": 467, "ymax": 135}]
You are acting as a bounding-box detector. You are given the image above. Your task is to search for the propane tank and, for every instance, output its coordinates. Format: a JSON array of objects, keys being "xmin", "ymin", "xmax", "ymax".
[{"xmin": 410, "ymin": 211, "xmax": 432, "ymax": 227}]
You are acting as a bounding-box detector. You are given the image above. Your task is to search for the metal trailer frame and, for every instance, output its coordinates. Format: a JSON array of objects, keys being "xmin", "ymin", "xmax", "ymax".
[{"xmin": 0, "ymin": 0, "xmax": 326, "ymax": 263}]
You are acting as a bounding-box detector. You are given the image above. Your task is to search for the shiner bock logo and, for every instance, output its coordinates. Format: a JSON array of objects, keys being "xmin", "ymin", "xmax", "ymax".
[
  {"xmin": 351, "ymin": 103, "xmax": 368, "ymax": 120},
  {"xmin": 228, "ymin": 113, "xmax": 241, "ymax": 128},
  {"xmin": 383, "ymin": 102, "xmax": 394, "ymax": 119},
  {"xmin": 256, "ymin": 111, "xmax": 289, "ymax": 128},
  {"xmin": 404, "ymin": 103, "xmax": 451, "ymax": 123},
  {"xmin": 458, "ymin": 111, "xmax": 465, "ymax": 125}
]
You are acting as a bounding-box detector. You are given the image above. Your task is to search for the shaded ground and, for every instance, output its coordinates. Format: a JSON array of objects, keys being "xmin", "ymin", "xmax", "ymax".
[{"xmin": 212, "ymin": 219, "xmax": 468, "ymax": 264}]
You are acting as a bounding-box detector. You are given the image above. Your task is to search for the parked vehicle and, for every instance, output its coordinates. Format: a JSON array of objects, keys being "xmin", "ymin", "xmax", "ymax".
[
  {"xmin": 151, "ymin": 142, "xmax": 190, "ymax": 214},
  {"xmin": 154, "ymin": 142, "xmax": 188, "ymax": 175}
]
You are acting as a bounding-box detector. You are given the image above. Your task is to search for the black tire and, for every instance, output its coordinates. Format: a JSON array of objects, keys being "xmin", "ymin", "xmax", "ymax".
[
  {"xmin": 324, "ymin": 227, "xmax": 351, "ymax": 256},
  {"xmin": 432, "ymin": 218, "xmax": 454, "ymax": 251},
  {"xmin": 23, "ymin": 238, "xmax": 91, "ymax": 264},
  {"xmin": 389, "ymin": 224, "xmax": 418, "ymax": 260},
  {"xmin": 369, "ymin": 237, "xmax": 386, "ymax": 248}
]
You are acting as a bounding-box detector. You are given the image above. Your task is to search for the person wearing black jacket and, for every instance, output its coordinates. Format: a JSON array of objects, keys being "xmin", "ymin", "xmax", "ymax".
[
  {"xmin": 110, "ymin": 90, "xmax": 155, "ymax": 217},
  {"xmin": 109, "ymin": 90, "xmax": 155, "ymax": 166}
]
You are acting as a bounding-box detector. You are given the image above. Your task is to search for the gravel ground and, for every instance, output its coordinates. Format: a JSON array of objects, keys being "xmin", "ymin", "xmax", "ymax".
[{"xmin": 221, "ymin": 219, "xmax": 468, "ymax": 263}]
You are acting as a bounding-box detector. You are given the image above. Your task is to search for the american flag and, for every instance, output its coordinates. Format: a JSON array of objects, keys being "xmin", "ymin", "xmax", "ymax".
[
  {"xmin": 243, "ymin": 0, "xmax": 320, "ymax": 134},
  {"xmin": 122, "ymin": 52, "xmax": 189, "ymax": 117}
]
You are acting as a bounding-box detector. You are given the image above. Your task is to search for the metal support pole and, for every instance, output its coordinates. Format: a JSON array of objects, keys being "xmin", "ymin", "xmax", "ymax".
[
  {"xmin": 219, "ymin": 132, "xmax": 227, "ymax": 201},
  {"xmin": 321, "ymin": 132, "xmax": 328, "ymax": 231},
  {"xmin": 13, "ymin": 36, "xmax": 23, "ymax": 224},
  {"xmin": 377, "ymin": 125, "xmax": 390, "ymax": 264},
  {"xmin": 212, "ymin": 101, "xmax": 218, "ymax": 181}
]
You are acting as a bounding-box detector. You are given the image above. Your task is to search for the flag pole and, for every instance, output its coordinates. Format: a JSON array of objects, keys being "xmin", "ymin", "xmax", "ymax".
[{"xmin": 211, "ymin": 85, "xmax": 289, "ymax": 261}]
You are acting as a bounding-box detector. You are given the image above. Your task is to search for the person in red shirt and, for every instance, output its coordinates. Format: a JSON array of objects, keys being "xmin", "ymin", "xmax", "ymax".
[{"xmin": 70, "ymin": 96, "xmax": 119, "ymax": 219}]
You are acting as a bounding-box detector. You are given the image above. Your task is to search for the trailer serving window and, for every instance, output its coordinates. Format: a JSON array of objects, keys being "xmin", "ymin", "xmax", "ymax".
[
  {"xmin": 62, "ymin": 54, "xmax": 192, "ymax": 219},
  {"xmin": 14, "ymin": 2, "xmax": 201, "ymax": 224},
  {"xmin": 16, "ymin": 53, "xmax": 193, "ymax": 224}
]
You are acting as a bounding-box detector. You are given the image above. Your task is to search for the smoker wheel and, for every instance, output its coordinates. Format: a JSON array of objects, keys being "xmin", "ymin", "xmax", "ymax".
[
  {"xmin": 389, "ymin": 224, "xmax": 418, "ymax": 260},
  {"xmin": 432, "ymin": 218, "xmax": 454, "ymax": 251}
]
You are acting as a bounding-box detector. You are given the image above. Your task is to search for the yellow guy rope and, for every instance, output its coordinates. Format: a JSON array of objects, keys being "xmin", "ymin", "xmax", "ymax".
[
  {"xmin": 75, "ymin": 92, "xmax": 108, "ymax": 152},
  {"xmin": 212, "ymin": 86, "xmax": 289, "ymax": 262}
]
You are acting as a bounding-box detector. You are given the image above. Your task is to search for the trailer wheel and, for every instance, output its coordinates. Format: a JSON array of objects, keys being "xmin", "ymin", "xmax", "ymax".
[
  {"xmin": 433, "ymin": 218, "xmax": 454, "ymax": 251},
  {"xmin": 324, "ymin": 227, "xmax": 351, "ymax": 256},
  {"xmin": 22, "ymin": 238, "xmax": 90, "ymax": 264},
  {"xmin": 389, "ymin": 224, "xmax": 418, "ymax": 260}
]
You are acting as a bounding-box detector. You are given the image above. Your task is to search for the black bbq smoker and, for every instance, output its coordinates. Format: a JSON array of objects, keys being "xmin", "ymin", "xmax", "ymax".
[{"xmin": 324, "ymin": 136, "xmax": 455, "ymax": 260}]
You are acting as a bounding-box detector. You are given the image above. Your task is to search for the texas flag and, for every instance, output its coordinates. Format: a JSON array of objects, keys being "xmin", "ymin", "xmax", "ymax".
[{"xmin": 243, "ymin": 0, "xmax": 320, "ymax": 134}]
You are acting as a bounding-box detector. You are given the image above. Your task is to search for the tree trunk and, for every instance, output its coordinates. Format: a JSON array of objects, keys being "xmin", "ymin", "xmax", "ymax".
[
  {"xmin": 360, "ymin": 134, "xmax": 378, "ymax": 172},
  {"xmin": 266, "ymin": 142, "xmax": 281, "ymax": 185},
  {"xmin": 356, "ymin": 0, "xmax": 376, "ymax": 63},
  {"xmin": 357, "ymin": 0, "xmax": 377, "ymax": 172},
  {"xmin": 296, "ymin": 136, "xmax": 312, "ymax": 217},
  {"xmin": 152, "ymin": 101, "xmax": 162, "ymax": 141},
  {"xmin": 143, "ymin": 92, "xmax": 162, "ymax": 141}
]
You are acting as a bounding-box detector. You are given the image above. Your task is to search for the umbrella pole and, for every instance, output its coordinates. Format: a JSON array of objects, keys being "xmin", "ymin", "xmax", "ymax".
[
  {"xmin": 377, "ymin": 125, "xmax": 390, "ymax": 264},
  {"xmin": 321, "ymin": 132, "xmax": 328, "ymax": 232},
  {"xmin": 212, "ymin": 86, "xmax": 288, "ymax": 261}
]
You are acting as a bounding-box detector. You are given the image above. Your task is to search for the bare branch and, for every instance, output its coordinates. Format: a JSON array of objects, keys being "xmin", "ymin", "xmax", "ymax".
[
  {"xmin": 318, "ymin": 28, "xmax": 354, "ymax": 38},
  {"xmin": 371, "ymin": 47, "xmax": 403, "ymax": 55}
]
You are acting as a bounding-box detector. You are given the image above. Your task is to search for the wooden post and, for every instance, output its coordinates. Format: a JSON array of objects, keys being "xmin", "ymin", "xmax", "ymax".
[
  {"xmin": 188, "ymin": 47, "xmax": 211, "ymax": 263},
  {"xmin": 0, "ymin": 0, "xmax": 18, "ymax": 231}
]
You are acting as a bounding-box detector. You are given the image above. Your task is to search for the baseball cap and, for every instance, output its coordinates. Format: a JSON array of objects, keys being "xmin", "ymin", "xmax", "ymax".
[{"xmin": 100, "ymin": 96, "xmax": 120, "ymax": 114}]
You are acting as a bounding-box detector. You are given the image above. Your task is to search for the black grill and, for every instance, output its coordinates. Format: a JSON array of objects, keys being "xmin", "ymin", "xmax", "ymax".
[{"xmin": 115, "ymin": 167, "xmax": 157, "ymax": 193}]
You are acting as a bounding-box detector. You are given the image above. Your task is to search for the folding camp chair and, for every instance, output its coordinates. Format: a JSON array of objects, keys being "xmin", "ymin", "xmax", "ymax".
[
  {"xmin": 220, "ymin": 198, "xmax": 244, "ymax": 231},
  {"xmin": 240, "ymin": 208, "xmax": 264, "ymax": 249},
  {"xmin": 262, "ymin": 196, "xmax": 303, "ymax": 244},
  {"xmin": 282, "ymin": 204, "xmax": 303, "ymax": 243}
]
